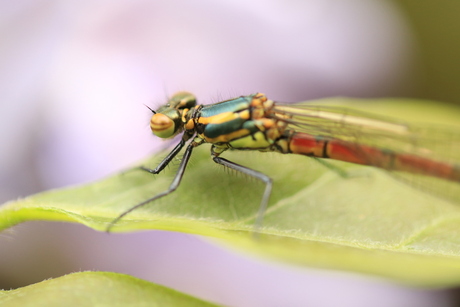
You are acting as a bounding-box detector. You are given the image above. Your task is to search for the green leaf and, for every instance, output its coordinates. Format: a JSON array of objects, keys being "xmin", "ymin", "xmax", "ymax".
[
  {"xmin": 0, "ymin": 271, "xmax": 218, "ymax": 307},
  {"xmin": 1, "ymin": 98, "xmax": 460, "ymax": 287}
]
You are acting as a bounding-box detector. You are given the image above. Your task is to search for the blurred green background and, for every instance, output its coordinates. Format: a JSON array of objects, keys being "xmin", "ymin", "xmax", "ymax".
[{"xmin": 398, "ymin": 1, "xmax": 460, "ymax": 103}]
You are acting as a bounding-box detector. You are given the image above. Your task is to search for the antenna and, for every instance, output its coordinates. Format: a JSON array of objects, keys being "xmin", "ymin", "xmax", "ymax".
[{"xmin": 144, "ymin": 104, "xmax": 156, "ymax": 114}]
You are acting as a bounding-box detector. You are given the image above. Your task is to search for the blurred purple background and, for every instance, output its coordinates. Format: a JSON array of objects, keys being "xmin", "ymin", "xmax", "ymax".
[{"xmin": 0, "ymin": 1, "xmax": 456, "ymax": 306}]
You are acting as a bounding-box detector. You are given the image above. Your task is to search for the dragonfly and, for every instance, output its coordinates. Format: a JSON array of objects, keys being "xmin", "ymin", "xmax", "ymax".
[{"xmin": 108, "ymin": 92, "xmax": 460, "ymax": 231}]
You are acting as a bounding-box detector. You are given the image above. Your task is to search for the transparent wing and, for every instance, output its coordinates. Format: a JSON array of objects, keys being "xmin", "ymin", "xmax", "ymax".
[{"xmin": 273, "ymin": 102, "xmax": 460, "ymax": 205}]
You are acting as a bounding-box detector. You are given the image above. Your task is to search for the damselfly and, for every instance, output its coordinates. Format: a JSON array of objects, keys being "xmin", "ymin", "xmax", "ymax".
[{"xmin": 108, "ymin": 92, "xmax": 460, "ymax": 230}]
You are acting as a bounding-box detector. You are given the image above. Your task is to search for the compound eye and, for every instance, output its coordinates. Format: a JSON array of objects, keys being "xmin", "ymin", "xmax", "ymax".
[
  {"xmin": 169, "ymin": 91, "xmax": 196, "ymax": 109},
  {"xmin": 150, "ymin": 113, "xmax": 176, "ymax": 138}
]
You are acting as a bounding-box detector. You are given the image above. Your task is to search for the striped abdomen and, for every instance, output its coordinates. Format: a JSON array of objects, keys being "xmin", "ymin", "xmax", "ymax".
[{"xmin": 284, "ymin": 131, "xmax": 460, "ymax": 182}]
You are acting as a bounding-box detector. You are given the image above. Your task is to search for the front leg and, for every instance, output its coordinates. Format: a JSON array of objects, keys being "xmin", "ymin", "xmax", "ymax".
[
  {"xmin": 136, "ymin": 131, "xmax": 195, "ymax": 175},
  {"xmin": 108, "ymin": 141, "xmax": 198, "ymax": 232},
  {"xmin": 139, "ymin": 138, "xmax": 187, "ymax": 175}
]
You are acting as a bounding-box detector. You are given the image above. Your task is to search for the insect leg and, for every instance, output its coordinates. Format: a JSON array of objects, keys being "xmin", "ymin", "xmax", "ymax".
[
  {"xmin": 312, "ymin": 157, "xmax": 349, "ymax": 178},
  {"xmin": 212, "ymin": 156, "xmax": 273, "ymax": 231},
  {"xmin": 138, "ymin": 138, "xmax": 188, "ymax": 175},
  {"xmin": 107, "ymin": 141, "xmax": 196, "ymax": 232}
]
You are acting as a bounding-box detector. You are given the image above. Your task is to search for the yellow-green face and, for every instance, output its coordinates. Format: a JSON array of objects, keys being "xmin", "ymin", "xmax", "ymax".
[
  {"xmin": 150, "ymin": 110, "xmax": 179, "ymax": 138},
  {"xmin": 149, "ymin": 92, "xmax": 197, "ymax": 139}
]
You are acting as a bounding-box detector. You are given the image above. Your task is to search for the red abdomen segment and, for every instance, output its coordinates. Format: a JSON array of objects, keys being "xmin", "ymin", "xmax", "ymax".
[{"xmin": 287, "ymin": 132, "xmax": 460, "ymax": 182}]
